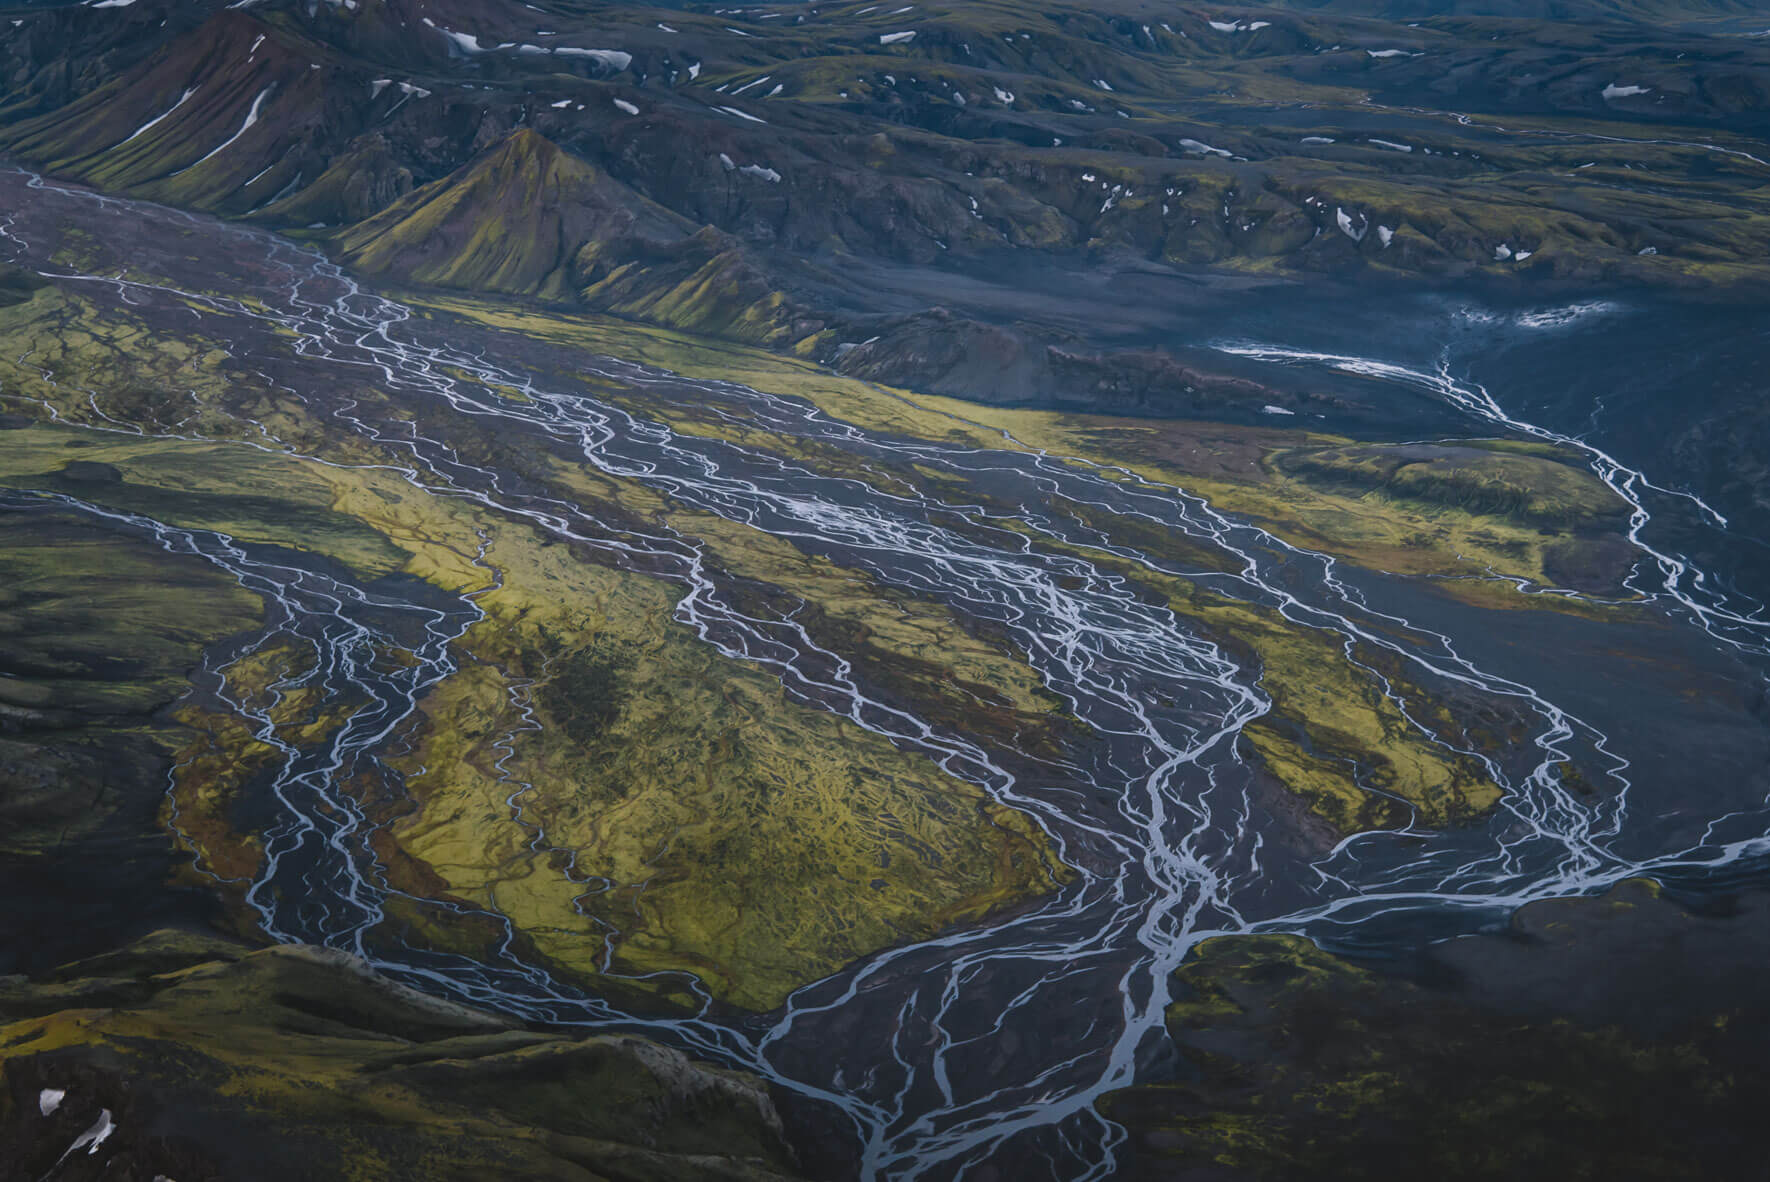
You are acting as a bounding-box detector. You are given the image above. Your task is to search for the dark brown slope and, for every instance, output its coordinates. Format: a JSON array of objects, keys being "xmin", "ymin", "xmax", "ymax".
[{"xmin": 0, "ymin": 11, "xmax": 385, "ymax": 215}]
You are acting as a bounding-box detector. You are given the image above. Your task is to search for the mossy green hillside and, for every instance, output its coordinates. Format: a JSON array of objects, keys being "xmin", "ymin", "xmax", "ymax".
[
  {"xmin": 0, "ymin": 932, "xmax": 806, "ymax": 1182},
  {"xmin": 334, "ymin": 130, "xmax": 694, "ymax": 302}
]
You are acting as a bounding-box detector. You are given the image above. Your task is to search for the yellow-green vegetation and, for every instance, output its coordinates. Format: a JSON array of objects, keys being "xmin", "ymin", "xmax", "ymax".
[
  {"xmin": 998, "ymin": 519, "xmax": 1501, "ymax": 831},
  {"xmin": 1272, "ymin": 441, "xmax": 1628, "ymax": 530},
  {"xmin": 682, "ymin": 508, "xmax": 1064, "ymax": 720},
  {"xmin": 0, "ymin": 427, "xmax": 413, "ymax": 576},
  {"xmin": 419, "ymin": 294, "xmax": 1634, "ymax": 601},
  {"xmin": 0, "ymin": 267, "xmax": 1623, "ymax": 1006},
  {"xmin": 380, "ymin": 502, "xmax": 1065, "ymax": 1011},
  {"xmin": 0, "ymin": 931, "xmax": 805, "ymax": 1181},
  {"xmin": 403, "ymin": 297, "xmax": 1632, "ymax": 831},
  {"xmin": 0, "ymin": 284, "xmax": 402, "ymax": 473},
  {"xmin": 0, "ymin": 402, "xmax": 1068, "ymax": 1011}
]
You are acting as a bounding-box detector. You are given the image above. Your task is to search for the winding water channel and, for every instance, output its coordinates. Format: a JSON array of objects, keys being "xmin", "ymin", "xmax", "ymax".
[{"xmin": 3, "ymin": 167, "xmax": 1768, "ymax": 1179}]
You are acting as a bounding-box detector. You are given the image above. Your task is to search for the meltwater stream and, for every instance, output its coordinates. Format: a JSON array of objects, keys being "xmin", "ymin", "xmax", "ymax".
[
  {"xmin": 3, "ymin": 169, "xmax": 1769, "ymax": 1179},
  {"xmin": 1213, "ymin": 339, "xmax": 1770, "ymax": 658}
]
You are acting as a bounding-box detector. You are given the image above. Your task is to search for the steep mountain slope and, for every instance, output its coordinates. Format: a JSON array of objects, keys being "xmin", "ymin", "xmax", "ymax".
[
  {"xmin": 0, "ymin": 12, "xmax": 381, "ymax": 213},
  {"xmin": 334, "ymin": 127, "xmax": 694, "ymax": 298}
]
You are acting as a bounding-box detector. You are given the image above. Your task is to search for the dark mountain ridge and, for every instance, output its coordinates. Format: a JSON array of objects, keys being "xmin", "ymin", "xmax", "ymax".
[{"xmin": 3, "ymin": 0, "xmax": 1768, "ymax": 413}]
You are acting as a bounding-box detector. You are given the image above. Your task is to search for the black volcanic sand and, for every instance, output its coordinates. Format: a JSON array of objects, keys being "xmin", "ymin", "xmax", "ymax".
[
  {"xmin": 1104, "ymin": 880, "xmax": 1770, "ymax": 1182},
  {"xmin": 1349, "ymin": 569, "xmax": 1770, "ymax": 867},
  {"xmin": 0, "ymin": 807, "xmax": 234, "ymax": 979}
]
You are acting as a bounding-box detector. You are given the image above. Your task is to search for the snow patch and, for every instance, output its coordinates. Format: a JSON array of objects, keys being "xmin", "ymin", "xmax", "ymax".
[
  {"xmin": 1369, "ymin": 138, "xmax": 1413, "ymax": 152},
  {"xmin": 1261, "ymin": 404, "xmax": 1296, "ymax": 415},
  {"xmin": 39, "ymin": 1089, "xmax": 65, "ymax": 1116},
  {"xmin": 423, "ymin": 20, "xmax": 488, "ymax": 54},
  {"xmin": 740, "ymin": 163, "xmax": 781, "ymax": 182},
  {"xmin": 176, "ymin": 85, "xmax": 274, "ymax": 174},
  {"xmin": 1603, "ymin": 83, "xmax": 1651, "ymax": 99},
  {"xmin": 120, "ymin": 87, "xmax": 197, "ymax": 145},
  {"xmin": 553, "ymin": 48, "xmax": 632, "ymax": 69},
  {"xmin": 613, "ymin": 98, "xmax": 639, "ymax": 114},
  {"xmin": 879, "ymin": 30, "xmax": 916, "ymax": 44},
  {"xmin": 63, "ymin": 1110, "xmax": 115, "ymax": 1158},
  {"xmin": 715, "ymin": 105, "xmax": 768, "ymax": 123}
]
